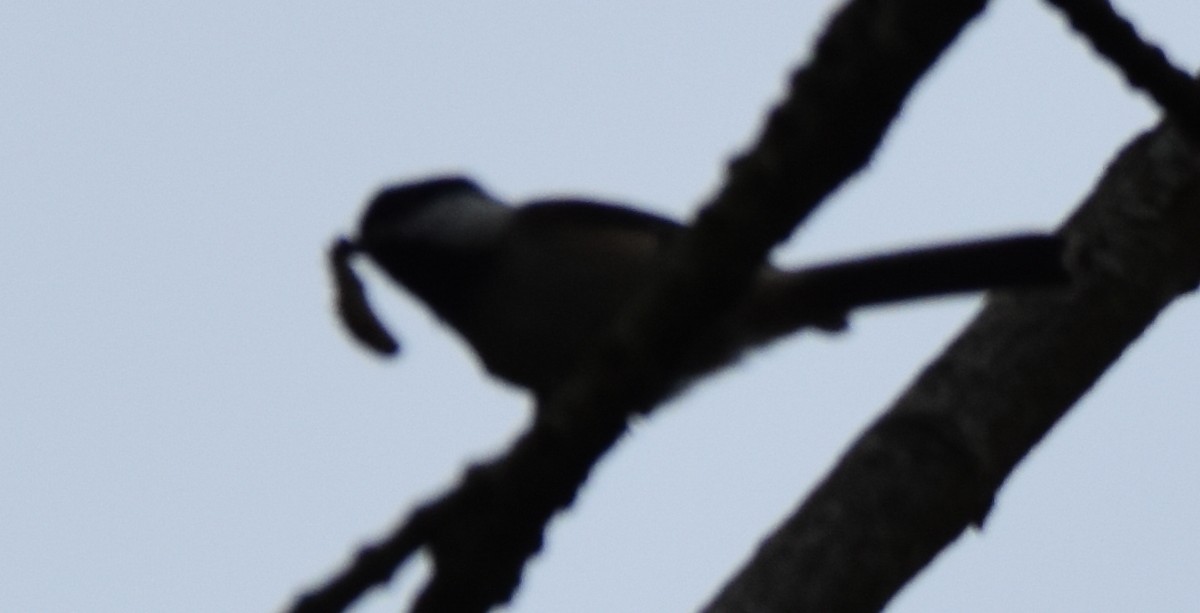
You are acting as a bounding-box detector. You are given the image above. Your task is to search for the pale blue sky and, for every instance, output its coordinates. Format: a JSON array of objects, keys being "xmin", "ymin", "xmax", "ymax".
[{"xmin": 4, "ymin": 2, "xmax": 1200, "ymax": 611}]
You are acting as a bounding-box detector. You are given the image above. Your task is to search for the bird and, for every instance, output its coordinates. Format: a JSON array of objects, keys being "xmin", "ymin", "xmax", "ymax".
[{"xmin": 330, "ymin": 176, "xmax": 1066, "ymax": 400}]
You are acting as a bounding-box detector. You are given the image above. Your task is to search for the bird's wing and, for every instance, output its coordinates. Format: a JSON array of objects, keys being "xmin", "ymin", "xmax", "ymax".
[{"xmin": 513, "ymin": 200, "xmax": 683, "ymax": 256}]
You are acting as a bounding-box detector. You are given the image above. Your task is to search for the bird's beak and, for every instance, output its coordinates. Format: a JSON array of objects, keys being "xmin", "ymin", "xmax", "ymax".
[{"xmin": 329, "ymin": 236, "xmax": 401, "ymax": 357}]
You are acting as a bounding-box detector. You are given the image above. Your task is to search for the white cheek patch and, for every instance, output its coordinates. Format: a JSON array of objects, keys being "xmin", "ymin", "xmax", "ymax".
[{"xmin": 394, "ymin": 193, "xmax": 512, "ymax": 248}]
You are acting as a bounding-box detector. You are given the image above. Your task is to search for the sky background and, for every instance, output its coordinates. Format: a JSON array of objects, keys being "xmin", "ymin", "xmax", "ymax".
[{"xmin": 4, "ymin": 2, "xmax": 1200, "ymax": 612}]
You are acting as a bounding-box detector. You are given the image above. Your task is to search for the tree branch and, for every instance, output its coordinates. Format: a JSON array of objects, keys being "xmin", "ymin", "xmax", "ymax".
[
  {"xmin": 704, "ymin": 115, "xmax": 1200, "ymax": 613},
  {"xmin": 1045, "ymin": 0, "xmax": 1200, "ymax": 141},
  {"xmin": 291, "ymin": 1, "xmax": 990, "ymax": 611}
]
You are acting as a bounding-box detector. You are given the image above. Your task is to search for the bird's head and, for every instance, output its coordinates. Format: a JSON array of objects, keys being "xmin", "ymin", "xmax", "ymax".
[{"xmin": 358, "ymin": 176, "xmax": 512, "ymax": 252}]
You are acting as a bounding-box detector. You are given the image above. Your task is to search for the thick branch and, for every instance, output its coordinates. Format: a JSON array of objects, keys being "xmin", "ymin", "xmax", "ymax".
[{"xmin": 704, "ymin": 119, "xmax": 1200, "ymax": 613}]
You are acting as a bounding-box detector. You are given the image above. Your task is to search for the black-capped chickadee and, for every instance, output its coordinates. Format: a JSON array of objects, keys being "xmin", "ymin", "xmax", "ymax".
[{"xmin": 331, "ymin": 176, "xmax": 1065, "ymax": 400}]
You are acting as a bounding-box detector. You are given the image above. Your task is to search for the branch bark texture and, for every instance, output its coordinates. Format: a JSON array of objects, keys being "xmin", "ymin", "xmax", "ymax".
[{"xmin": 704, "ymin": 120, "xmax": 1200, "ymax": 613}]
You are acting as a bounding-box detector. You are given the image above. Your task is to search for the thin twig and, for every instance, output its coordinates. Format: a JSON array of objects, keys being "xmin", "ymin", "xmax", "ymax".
[{"xmin": 1045, "ymin": 0, "xmax": 1200, "ymax": 141}]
